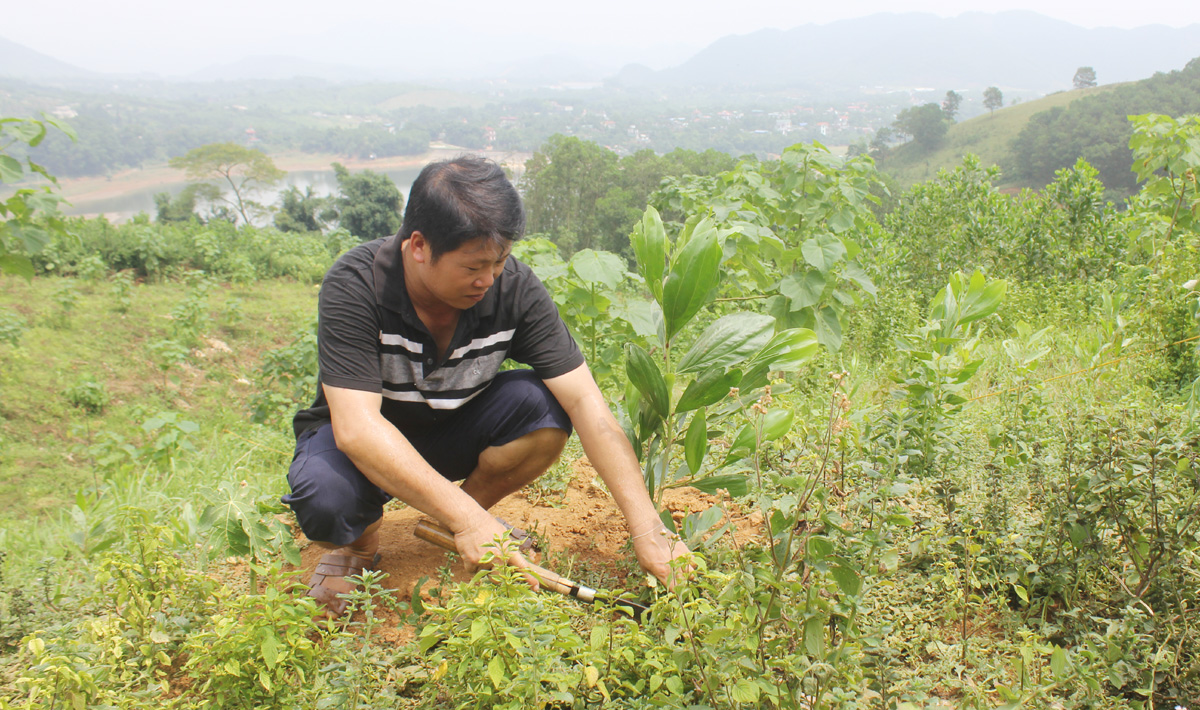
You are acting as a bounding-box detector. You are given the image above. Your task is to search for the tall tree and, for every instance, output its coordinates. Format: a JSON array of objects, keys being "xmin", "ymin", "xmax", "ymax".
[
  {"xmin": 521, "ymin": 135, "xmax": 619, "ymax": 254},
  {"xmin": 983, "ymin": 87, "xmax": 1004, "ymax": 116},
  {"xmin": 154, "ymin": 184, "xmax": 204, "ymax": 224},
  {"xmin": 168, "ymin": 143, "xmax": 285, "ymax": 225},
  {"xmin": 893, "ymin": 104, "xmax": 949, "ymax": 149},
  {"xmin": 1073, "ymin": 66, "xmax": 1098, "ymax": 89},
  {"xmin": 274, "ymin": 185, "xmax": 332, "ymax": 233},
  {"xmin": 942, "ymin": 90, "xmax": 963, "ymax": 122},
  {"xmin": 330, "ymin": 163, "xmax": 403, "ymax": 239}
]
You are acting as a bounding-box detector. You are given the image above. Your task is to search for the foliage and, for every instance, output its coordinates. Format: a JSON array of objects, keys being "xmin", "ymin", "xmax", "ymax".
[
  {"xmin": 623, "ymin": 206, "xmax": 818, "ymax": 509},
  {"xmin": 249, "ymin": 323, "xmax": 318, "ymax": 426},
  {"xmin": 942, "ymin": 90, "xmax": 963, "ymax": 122},
  {"xmin": 893, "ymin": 103, "xmax": 949, "ymax": 149},
  {"xmin": 514, "ymin": 238, "xmax": 640, "ymax": 388},
  {"xmin": 273, "ymin": 185, "xmax": 331, "ymax": 233},
  {"xmin": 1010, "ymin": 58, "xmax": 1200, "ymax": 191},
  {"xmin": 154, "ymin": 184, "xmax": 205, "ymax": 224},
  {"xmin": 0, "ymin": 309, "xmax": 25, "ymax": 348},
  {"xmin": 1128, "ymin": 113, "xmax": 1200, "ymax": 240},
  {"xmin": 886, "ymin": 270, "xmax": 1007, "ymax": 485},
  {"xmin": 181, "ymin": 572, "xmax": 325, "ymax": 709},
  {"xmin": 521, "ymin": 135, "xmax": 737, "ymax": 256},
  {"xmin": 63, "ymin": 376, "xmax": 110, "ymax": 415},
  {"xmin": 983, "ymin": 86, "xmax": 1004, "ymax": 115},
  {"xmin": 329, "ymin": 162, "xmax": 404, "ymax": 239},
  {"xmin": 882, "ymin": 155, "xmax": 1122, "ymax": 300},
  {"xmin": 0, "ymin": 115, "xmax": 76, "ymax": 279},
  {"xmin": 168, "ymin": 142, "xmax": 286, "ymax": 226},
  {"xmin": 1073, "ymin": 66, "xmax": 1098, "ymax": 90},
  {"xmin": 6, "ymin": 116, "xmax": 1200, "ymax": 709},
  {"xmin": 655, "ymin": 141, "xmax": 882, "ymax": 351},
  {"xmin": 33, "ymin": 216, "xmax": 351, "ymax": 283}
]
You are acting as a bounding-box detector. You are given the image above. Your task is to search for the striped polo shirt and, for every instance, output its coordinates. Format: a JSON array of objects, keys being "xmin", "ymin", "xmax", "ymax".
[{"xmin": 292, "ymin": 236, "xmax": 583, "ymax": 437}]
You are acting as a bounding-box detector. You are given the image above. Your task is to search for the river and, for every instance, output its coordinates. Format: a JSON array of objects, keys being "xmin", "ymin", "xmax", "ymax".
[{"xmin": 62, "ymin": 166, "xmax": 425, "ymax": 225}]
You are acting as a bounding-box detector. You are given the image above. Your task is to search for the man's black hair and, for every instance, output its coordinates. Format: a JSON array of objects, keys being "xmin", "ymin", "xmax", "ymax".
[{"xmin": 400, "ymin": 155, "xmax": 525, "ymax": 259}]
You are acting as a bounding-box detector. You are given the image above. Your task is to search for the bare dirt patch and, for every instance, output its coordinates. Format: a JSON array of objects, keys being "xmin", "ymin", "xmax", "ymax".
[{"xmin": 294, "ymin": 456, "xmax": 750, "ymax": 640}]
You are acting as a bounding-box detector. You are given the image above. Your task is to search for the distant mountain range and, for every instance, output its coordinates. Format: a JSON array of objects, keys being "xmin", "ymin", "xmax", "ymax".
[
  {"xmin": 612, "ymin": 11, "xmax": 1200, "ymax": 94},
  {"xmin": 0, "ymin": 36, "xmax": 95, "ymax": 81},
  {"xmin": 3, "ymin": 12, "xmax": 1199, "ymax": 93}
]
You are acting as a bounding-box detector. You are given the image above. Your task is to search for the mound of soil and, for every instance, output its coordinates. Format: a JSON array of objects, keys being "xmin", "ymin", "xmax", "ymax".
[{"xmin": 294, "ymin": 456, "xmax": 728, "ymax": 636}]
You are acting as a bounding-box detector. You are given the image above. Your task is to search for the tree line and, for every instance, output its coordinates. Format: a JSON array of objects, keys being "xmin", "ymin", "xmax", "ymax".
[{"xmin": 1009, "ymin": 57, "xmax": 1200, "ymax": 192}]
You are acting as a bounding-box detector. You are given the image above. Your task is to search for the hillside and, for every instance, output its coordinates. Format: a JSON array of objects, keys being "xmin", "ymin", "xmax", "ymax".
[
  {"xmin": 0, "ymin": 35, "xmax": 93, "ymax": 81},
  {"xmin": 875, "ymin": 84, "xmax": 1115, "ymax": 190}
]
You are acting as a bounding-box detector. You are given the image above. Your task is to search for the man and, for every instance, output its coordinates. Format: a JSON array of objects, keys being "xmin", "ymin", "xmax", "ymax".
[{"xmin": 284, "ymin": 156, "xmax": 690, "ymax": 616}]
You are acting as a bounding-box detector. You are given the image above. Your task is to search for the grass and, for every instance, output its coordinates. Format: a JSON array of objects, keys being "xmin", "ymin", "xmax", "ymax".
[
  {"xmin": 0, "ymin": 275, "xmax": 316, "ymax": 522},
  {"xmin": 877, "ymin": 84, "xmax": 1119, "ymax": 191}
]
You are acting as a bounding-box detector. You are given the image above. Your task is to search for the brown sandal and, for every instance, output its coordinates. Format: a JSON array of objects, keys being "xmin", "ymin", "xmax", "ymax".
[{"xmin": 306, "ymin": 552, "xmax": 381, "ymax": 618}]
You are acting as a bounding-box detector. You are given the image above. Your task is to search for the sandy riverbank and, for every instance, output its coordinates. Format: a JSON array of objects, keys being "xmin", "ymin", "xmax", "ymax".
[{"xmin": 53, "ymin": 146, "xmax": 530, "ymax": 215}]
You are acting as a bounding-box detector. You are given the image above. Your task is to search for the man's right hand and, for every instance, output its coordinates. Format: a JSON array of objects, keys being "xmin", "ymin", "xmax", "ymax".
[{"xmin": 452, "ymin": 516, "xmax": 540, "ymax": 591}]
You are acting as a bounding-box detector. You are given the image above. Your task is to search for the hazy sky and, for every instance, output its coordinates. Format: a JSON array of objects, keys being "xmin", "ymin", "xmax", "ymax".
[{"xmin": 9, "ymin": 0, "xmax": 1200, "ymax": 77}]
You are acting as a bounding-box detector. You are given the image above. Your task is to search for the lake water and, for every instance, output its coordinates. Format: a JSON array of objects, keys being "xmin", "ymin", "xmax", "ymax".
[{"xmin": 64, "ymin": 166, "xmax": 424, "ymax": 224}]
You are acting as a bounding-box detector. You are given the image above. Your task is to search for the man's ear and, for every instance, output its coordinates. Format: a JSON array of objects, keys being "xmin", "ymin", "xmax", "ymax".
[{"xmin": 408, "ymin": 231, "xmax": 430, "ymax": 263}]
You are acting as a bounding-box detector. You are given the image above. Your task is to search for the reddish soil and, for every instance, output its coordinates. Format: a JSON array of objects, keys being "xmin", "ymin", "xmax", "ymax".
[{"xmin": 294, "ymin": 457, "xmax": 742, "ymax": 641}]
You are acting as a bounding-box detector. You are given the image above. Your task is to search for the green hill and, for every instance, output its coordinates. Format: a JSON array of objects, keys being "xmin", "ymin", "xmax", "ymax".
[
  {"xmin": 876, "ymin": 85, "xmax": 1114, "ymax": 191},
  {"xmin": 878, "ymin": 56, "xmax": 1200, "ymax": 195}
]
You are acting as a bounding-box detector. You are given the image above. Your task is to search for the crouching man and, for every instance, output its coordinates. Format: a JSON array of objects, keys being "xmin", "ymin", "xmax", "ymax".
[{"xmin": 283, "ymin": 155, "xmax": 690, "ymax": 616}]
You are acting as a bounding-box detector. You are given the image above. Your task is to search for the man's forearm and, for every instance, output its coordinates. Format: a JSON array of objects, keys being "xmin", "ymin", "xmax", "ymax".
[
  {"xmin": 332, "ymin": 411, "xmax": 489, "ymax": 534},
  {"xmin": 577, "ymin": 422, "xmax": 662, "ymax": 533}
]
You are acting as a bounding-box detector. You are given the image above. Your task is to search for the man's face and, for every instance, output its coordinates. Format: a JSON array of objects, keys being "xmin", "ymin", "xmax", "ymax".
[{"xmin": 416, "ymin": 235, "xmax": 512, "ymax": 311}]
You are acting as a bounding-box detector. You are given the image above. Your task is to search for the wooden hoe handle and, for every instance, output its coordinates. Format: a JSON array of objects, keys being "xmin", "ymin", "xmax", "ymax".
[{"xmin": 412, "ymin": 519, "xmax": 595, "ymax": 602}]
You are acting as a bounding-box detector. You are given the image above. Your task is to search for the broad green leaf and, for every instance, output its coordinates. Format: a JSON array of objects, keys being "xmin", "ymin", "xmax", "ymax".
[
  {"xmin": 1050, "ymin": 646, "xmax": 1067, "ymax": 676},
  {"xmin": 488, "ymin": 655, "xmax": 504, "ymax": 689},
  {"xmin": 839, "ymin": 235, "xmax": 863, "ymax": 260},
  {"xmin": 677, "ymin": 312, "xmax": 773, "ymax": 373},
  {"xmin": 761, "ymin": 408, "xmax": 794, "ymax": 441},
  {"xmin": 813, "ymin": 305, "xmax": 843, "ymax": 352},
  {"xmin": 675, "ymin": 366, "xmax": 742, "ymax": 413},
  {"xmin": 842, "ymin": 260, "xmax": 877, "ymax": 298},
  {"xmin": 808, "ymin": 536, "xmax": 833, "ymax": 559},
  {"xmin": 0, "ymin": 254, "xmax": 34, "ymax": 280},
  {"xmin": 630, "ymin": 207, "xmax": 667, "ymax": 303},
  {"xmin": 261, "ymin": 634, "xmax": 279, "ymax": 668},
  {"xmin": 684, "ymin": 408, "xmax": 707, "ymax": 475},
  {"xmin": 8, "ymin": 120, "xmax": 45, "ymax": 146},
  {"xmin": 614, "ymin": 299, "xmax": 663, "ymax": 344},
  {"xmin": 801, "ymin": 234, "xmax": 847, "ymax": 271},
  {"xmin": 746, "ymin": 328, "xmax": 819, "ymax": 372},
  {"xmin": 779, "ymin": 270, "xmax": 826, "ymax": 311},
  {"xmin": 731, "ymin": 679, "xmax": 760, "ymax": 703},
  {"xmin": 827, "ymin": 207, "xmax": 854, "ymax": 233},
  {"xmin": 829, "ymin": 564, "xmax": 861, "ymax": 597},
  {"xmin": 662, "ymin": 217, "xmax": 721, "ymax": 341},
  {"xmin": 44, "ymin": 116, "xmax": 78, "ymax": 142},
  {"xmin": 804, "ymin": 615, "xmax": 825, "ymax": 657},
  {"xmin": 624, "ymin": 343, "xmax": 669, "ymax": 419},
  {"xmin": 0, "ymin": 155, "xmax": 24, "ymax": 183},
  {"xmin": 569, "ymin": 249, "xmax": 626, "ymax": 290},
  {"xmin": 470, "ymin": 617, "xmax": 487, "ymax": 642},
  {"xmin": 690, "ymin": 473, "xmax": 749, "ymax": 497},
  {"xmin": 958, "ymin": 276, "xmax": 1007, "ymax": 326}
]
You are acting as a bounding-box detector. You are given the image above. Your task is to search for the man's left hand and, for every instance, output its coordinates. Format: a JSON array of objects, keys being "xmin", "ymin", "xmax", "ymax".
[{"xmin": 632, "ymin": 527, "xmax": 693, "ymax": 590}]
